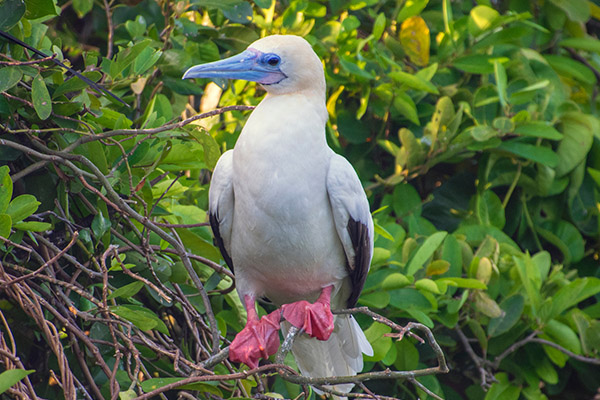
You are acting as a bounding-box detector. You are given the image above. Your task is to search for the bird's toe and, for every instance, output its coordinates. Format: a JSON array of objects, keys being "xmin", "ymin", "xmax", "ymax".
[
  {"xmin": 229, "ymin": 309, "xmax": 282, "ymax": 368},
  {"xmin": 281, "ymin": 299, "xmax": 334, "ymax": 341}
]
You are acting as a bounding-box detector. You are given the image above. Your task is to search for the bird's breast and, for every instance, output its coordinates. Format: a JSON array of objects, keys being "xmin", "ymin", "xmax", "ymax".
[{"xmin": 229, "ymin": 95, "xmax": 347, "ymax": 302}]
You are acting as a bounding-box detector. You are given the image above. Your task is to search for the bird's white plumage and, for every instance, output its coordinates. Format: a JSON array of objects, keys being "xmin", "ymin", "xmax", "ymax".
[
  {"xmin": 208, "ymin": 150, "xmax": 234, "ymax": 259},
  {"xmin": 327, "ymin": 154, "xmax": 375, "ymax": 272},
  {"xmin": 206, "ymin": 35, "xmax": 374, "ymax": 395}
]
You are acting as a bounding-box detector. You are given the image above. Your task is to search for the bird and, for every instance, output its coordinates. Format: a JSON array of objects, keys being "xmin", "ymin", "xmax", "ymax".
[{"xmin": 183, "ymin": 35, "xmax": 374, "ymax": 395}]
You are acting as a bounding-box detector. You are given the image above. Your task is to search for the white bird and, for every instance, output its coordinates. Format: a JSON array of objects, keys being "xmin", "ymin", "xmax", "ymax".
[{"xmin": 183, "ymin": 35, "xmax": 374, "ymax": 395}]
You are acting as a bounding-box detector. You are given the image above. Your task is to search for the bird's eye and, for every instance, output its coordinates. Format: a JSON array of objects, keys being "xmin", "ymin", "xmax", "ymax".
[{"xmin": 264, "ymin": 54, "xmax": 281, "ymax": 66}]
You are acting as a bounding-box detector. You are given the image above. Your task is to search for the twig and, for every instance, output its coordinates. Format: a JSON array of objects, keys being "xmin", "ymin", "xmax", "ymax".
[
  {"xmin": 529, "ymin": 338, "xmax": 600, "ymax": 365},
  {"xmin": 132, "ymin": 364, "xmax": 299, "ymax": 400},
  {"xmin": 0, "ymin": 235, "xmax": 33, "ymax": 253},
  {"xmin": 408, "ymin": 377, "xmax": 443, "ymax": 400},
  {"xmin": 64, "ymin": 105, "xmax": 255, "ymax": 151},
  {"xmin": 154, "ymin": 221, "xmax": 210, "ymax": 228},
  {"xmin": 455, "ymin": 326, "xmax": 495, "ymax": 389},
  {"xmin": 1, "ymin": 232, "xmax": 79, "ymax": 288}
]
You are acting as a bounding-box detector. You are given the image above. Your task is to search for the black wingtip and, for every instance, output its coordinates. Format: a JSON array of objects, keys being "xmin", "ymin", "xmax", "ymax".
[{"xmin": 0, "ymin": 29, "xmax": 130, "ymax": 108}]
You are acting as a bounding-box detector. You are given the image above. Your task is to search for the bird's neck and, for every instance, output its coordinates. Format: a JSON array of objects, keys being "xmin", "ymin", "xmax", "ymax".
[{"xmin": 263, "ymin": 89, "xmax": 328, "ymax": 124}]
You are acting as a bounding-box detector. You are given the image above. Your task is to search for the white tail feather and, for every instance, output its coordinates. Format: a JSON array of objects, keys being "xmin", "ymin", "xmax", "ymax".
[{"xmin": 286, "ymin": 315, "xmax": 373, "ymax": 398}]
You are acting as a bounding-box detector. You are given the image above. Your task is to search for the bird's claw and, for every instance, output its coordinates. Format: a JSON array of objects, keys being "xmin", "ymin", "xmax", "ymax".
[
  {"xmin": 281, "ymin": 289, "xmax": 334, "ymax": 341},
  {"xmin": 229, "ymin": 309, "xmax": 281, "ymax": 368}
]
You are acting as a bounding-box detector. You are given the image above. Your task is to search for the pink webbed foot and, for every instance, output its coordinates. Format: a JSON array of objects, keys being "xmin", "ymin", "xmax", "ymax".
[
  {"xmin": 229, "ymin": 301, "xmax": 281, "ymax": 368},
  {"xmin": 281, "ymin": 286, "xmax": 334, "ymax": 341}
]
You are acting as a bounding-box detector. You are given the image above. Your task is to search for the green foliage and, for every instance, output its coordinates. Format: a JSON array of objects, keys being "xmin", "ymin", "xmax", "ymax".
[{"xmin": 0, "ymin": 0, "xmax": 599, "ymax": 399}]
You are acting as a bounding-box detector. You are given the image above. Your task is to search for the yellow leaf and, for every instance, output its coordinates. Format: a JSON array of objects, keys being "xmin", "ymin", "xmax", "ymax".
[
  {"xmin": 591, "ymin": 1, "xmax": 600, "ymax": 20},
  {"xmin": 468, "ymin": 5, "xmax": 500, "ymax": 35},
  {"xmin": 399, "ymin": 16, "xmax": 430, "ymax": 67}
]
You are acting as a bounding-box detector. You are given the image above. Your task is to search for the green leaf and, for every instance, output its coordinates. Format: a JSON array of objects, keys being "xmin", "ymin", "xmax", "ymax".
[
  {"xmin": 544, "ymin": 55, "xmax": 596, "ymax": 85},
  {"xmin": 514, "ymin": 122, "xmax": 563, "ymax": 140},
  {"xmin": 337, "ymin": 109, "xmax": 369, "ymax": 144},
  {"xmin": 589, "ymin": 167, "xmax": 600, "ymax": 188},
  {"xmin": 467, "ymin": 125, "xmax": 497, "ymax": 142},
  {"xmin": 12, "ymin": 221, "xmax": 51, "ymax": 231},
  {"xmin": 531, "ymin": 348, "xmax": 559, "ymax": 383},
  {"xmin": 493, "ymin": 59, "xmax": 507, "ymax": 107},
  {"xmin": 6, "ymin": 194, "xmax": 39, "ymax": 223},
  {"xmin": 468, "ymin": 319, "xmax": 488, "ymax": 353},
  {"xmin": 559, "ymin": 37, "xmax": 600, "ymax": 53},
  {"xmin": 0, "ymin": 0, "xmax": 25, "ymax": 30},
  {"xmin": 108, "ymin": 281, "xmax": 145, "ymax": 300},
  {"xmin": 53, "ymin": 71, "xmax": 101, "ymax": 98},
  {"xmin": 140, "ymin": 377, "xmax": 221, "ymax": 394},
  {"xmin": 189, "ymin": 128, "xmax": 221, "ymax": 170},
  {"xmin": 392, "ymin": 183, "xmax": 421, "ymax": 217},
  {"xmin": 339, "ymin": 56, "xmax": 374, "ymax": 80},
  {"xmin": 498, "ymin": 139, "xmax": 559, "ymax": 167},
  {"xmin": 364, "ymin": 322, "xmax": 393, "ymax": 362},
  {"xmin": 425, "ymin": 260, "xmax": 450, "ymax": 276},
  {"xmin": 549, "ymin": 277, "xmax": 600, "ymax": 319},
  {"xmin": 415, "ymin": 278, "xmax": 441, "ymax": 294},
  {"xmin": 24, "ymin": 0, "xmax": 57, "ymax": 19},
  {"xmin": 380, "ymin": 272, "xmax": 411, "ymax": 290},
  {"xmin": 544, "ymin": 318, "xmax": 582, "ymax": 354},
  {"xmin": 119, "ymin": 389, "xmax": 137, "ymax": 400},
  {"xmin": 0, "ymin": 165, "xmax": 12, "ymax": 214},
  {"xmin": 110, "ymin": 305, "xmax": 169, "ymax": 334},
  {"xmin": 488, "ymin": 294, "xmax": 525, "ymax": 337},
  {"xmin": 111, "ymin": 40, "xmax": 155, "ymax": 78},
  {"xmin": 31, "ymin": 74, "xmax": 52, "ymax": 120},
  {"xmin": 397, "ymin": 0, "xmax": 428, "ymax": 22},
  {"xmin": 453, "ymin": 55, "xmax": 495, "ymax": 74},
  {"xmin": 437, "ymin": 277, "xmax": 487, "ymax": 289},
  {"xmin": 539, "ymin": 220, "xmax": 585, "ymax": 264},
  {"xmin": 194, "ymin": 0, "xmax": 253, "ymax": 23},
  {"xmin": 72, "ymin": 0, "xmax": 92, "ymax": 17},
  {"xmin": 389, "ymin": 70, "xmax": 439, "ymax": 94},
  {"xmin": 0, "ymin": 214, "xmax": 11, "ymax": 237},
  {"xmin": 406, "ymin": 231, "xmax": 448, "ymax": 275},
  {"xmin": 474, "ymin": 291, "xmax": 503, "ymax": 318},
  {"xmin": 91, "ymin": 213, "xmax": 111, "ymax": 238},
  {"xmin": 405, "ymin": 308, "xmax": 434, "ymax": 327},
  {"xmin": 372, "ymin": 12, "xmax": 386, "ymax": 40},
  {"xmin": 394, "ymin": 339, "xmax": 419, "ymax": 371},
  {"xmin": 0, "ymin": 66, "xmax": 23, "ymax": 92},
  {"xmin": 513, "ymin": 254, "xmax": 541, "ymax": 315},
  {"xmin": 549, "ymin": 0, "xmax": 590, "ymax": 22},
  {"xmin": 359, "ymin": 291, "xmax": 390, "ymax": 308},
  {"xmin": 0, "ymin": 369, "xmax": 34, "ymax": 394},
  {"xmin": 393, "ymin": 92, "xmax": 420, "ymax": 125},
  {"xmin": 134, "ymin": 47, "xmax": 162, "ymax": 75},
  {"xmin": 555, "ymin": 112, "xmax": 594, "ymax": 176},
  {"xmin": 476, "ymin": 190, "xmax": 505, "ymax": 229}
]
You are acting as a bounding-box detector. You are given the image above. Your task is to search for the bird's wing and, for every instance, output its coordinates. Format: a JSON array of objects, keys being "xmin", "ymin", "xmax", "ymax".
[
  {"xmin": 326, "ymin": 154, "xmax": 374, "ymax": 307},
  {"xmin": 208, "ymin": 150, "xmax": 235, "ymax": 273}
]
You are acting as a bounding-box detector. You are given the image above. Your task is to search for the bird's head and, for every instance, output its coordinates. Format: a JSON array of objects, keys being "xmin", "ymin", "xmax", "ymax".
[{"xmin": 182, "ymin": 35, "xmax": 325, "ymax": 96}]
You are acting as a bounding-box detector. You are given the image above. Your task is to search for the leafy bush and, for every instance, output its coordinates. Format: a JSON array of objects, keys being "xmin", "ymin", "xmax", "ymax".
[{"xmin": 0, "ymin": 0, "xmax": 599, "ymax": 399}]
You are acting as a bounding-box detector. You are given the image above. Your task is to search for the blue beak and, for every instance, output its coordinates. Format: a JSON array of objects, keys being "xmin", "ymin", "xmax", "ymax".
[{"xmin": 182, "ymin": 49, "xmax": 286, "ymax": 85}]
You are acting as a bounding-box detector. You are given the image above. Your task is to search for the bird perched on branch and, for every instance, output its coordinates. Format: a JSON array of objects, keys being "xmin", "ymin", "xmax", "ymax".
[{"xmin": 183, "ymin": 35, "xmax": 374, "ymax": 395}]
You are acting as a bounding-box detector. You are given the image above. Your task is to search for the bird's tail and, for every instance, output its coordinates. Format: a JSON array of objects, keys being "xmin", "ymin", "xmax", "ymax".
[{"xmin": 287, "ymin": 315, "xmax": 373, "ymax": 398}]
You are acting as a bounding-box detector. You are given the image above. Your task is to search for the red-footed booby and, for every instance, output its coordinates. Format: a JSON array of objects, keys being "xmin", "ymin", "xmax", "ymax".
[{"xmin": 183, "ymin": 35, "xmax": 374, "ymax": 394}]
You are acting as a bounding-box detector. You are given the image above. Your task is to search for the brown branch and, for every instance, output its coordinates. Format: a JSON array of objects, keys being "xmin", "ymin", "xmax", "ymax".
[
  {"xmin": 132, "ymin": 364, "xmax": 300, "ymax": 400},
  {"xmin": 529, "ymin": 337, "xmax": 600, "ymax": 365},
  {"xmin": 455, "ymin": 326, "xmax": 495, "ymax": 390},
  {"xmin": 154, "ymin": 221, "xmax": 210, "ymax": 228},
  {"xmin": 1, "ymin": 231, "xmax": 79, "ymax": 288},
  {"xmin": 63, "ymin": 105, "xmax": 255, "ymax": 152},
  {"xmin": 0, "ymin": 53, "xmax": 56, "ymax": 66}
]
